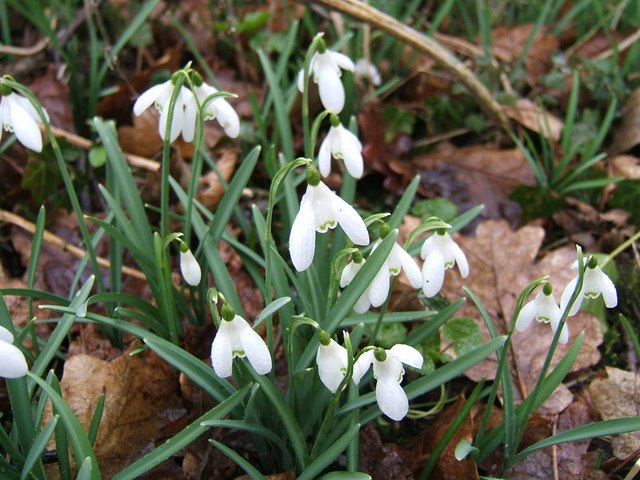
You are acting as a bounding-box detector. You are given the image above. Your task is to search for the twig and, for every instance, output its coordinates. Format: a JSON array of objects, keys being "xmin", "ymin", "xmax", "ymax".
[
  {"xmin": 595, "ymin": 27, "xmax": 640, "ymax": 61},
  {"xmin": 310, "ymin": 0, "xmax": 510, "ymax": 129},
  {"xmin": 40, "ymin": 124, "xmax": 160, "ymax": 172},
  {"xmin": 0, "ymin": 37, "xmax": 49, "ymax": 56},
  {"xmin": 0, "ymin": 209, "xmax": 146, "ymax": 280}
]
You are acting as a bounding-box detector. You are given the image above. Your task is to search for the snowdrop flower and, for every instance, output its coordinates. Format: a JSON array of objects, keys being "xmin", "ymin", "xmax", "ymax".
[
  {"xmin": 211, "ymin": 303, "xmax": 272, "ymax": 378},
  {"xmin": 0, "ymin": 85, "xmax": 47, "ymax": 152},
  {"xmin": 191, "ymin": 73, "xmax": 240, "ymax": 138},
  {"xmin": 133, "ymin": 76, "xmax": 197, "ymax": 143},
  {"xmin": 179, "ymin": 242, "xmax": 201, "ymax": 286},
  {"xmin": 354, "ymin": 58, "xmax": 382, "ymax": 86},
  {"xmin": 297, "ymin": 39, "xmax": 355, "ymax": 113},
  {"xmin": 0, "ymin": 326, "xmax": 28, "ymax": 379},
  {"xmin": 289, "ymin": 166, "xmax": 369, "ymax": 272},
  {"xmin": 318, "ymin": 114, "xmax": 363, "ymax": 178},
  {"xmin": 560, "ymin": 256, "xmax": 617, "ymax": 317},
  {"xmin": 421, "ymin": 231, "xmax": 469, "ymax": 298},
  {"xmin": 377, "ymin": 235, "xmax": 422, "ymax": 289},
  {"xmin": 353, "ymin": 345, "xmax": 423, "ymax": 421},
  {"xmin": 516, "ymin": 283, "xmax": 568, "ymax": 344},
  {"xmin": 316, "ymin": 330, "xmax": 348, "ymax": 393},
  {"xmin": 340, "ymin": 251, "xmax": 390, "ymax": 314}
]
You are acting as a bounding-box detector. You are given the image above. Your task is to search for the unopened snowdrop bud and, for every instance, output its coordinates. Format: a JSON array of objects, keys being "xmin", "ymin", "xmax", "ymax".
[
  {"xmin": 0, "ymin": 82, "xmax": 48, "ymax": 152},
  {"xmin": 516, "ymin": 283, "xmax": 568, "ymax": 344},
  {"xmin": 179, "ymin": 242, "xmax": 201, "ymax": 286},
  {"xmin": 297, "ymin": 40, "xmax": 355, "ymax": 114},
  {"xmin": 318, "ymin": 115, "xmax": 364, "ymax": 178},
  {"xmin": 133, "ymin": 75, "xmax": 197, "ymax": 143},
  {"xmin": 316, "ymin": 330, "xmax": 349, "ymax": 393},
  {"xmin": 289, "ymin": 169, "xmax": 369, "ymax": 272},
  {"xmin": 0, "ymin": 326, "xmax": 28, "ymax": 379},
  {"xmin": 421, "ymin": 230, "xmax": 469, "ymax": 298},
  {"xmin": 211, "ymin": 303, "xmax": 272, "ymax": 378},
  {"xmin": 560, "ymin": 256, "xmax": 617, "ymax": 317},
  {"xmin": 353, "ymin": 344, "xmax": 423, "ymax": 421}
]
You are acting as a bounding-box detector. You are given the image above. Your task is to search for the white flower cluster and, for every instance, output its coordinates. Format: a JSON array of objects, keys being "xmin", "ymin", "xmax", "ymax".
[
  {"xmin": 516, "ymin": 256, "xmax": 617, "ymax": 343},
  {"xmin": 133, "ymin": 72, "xmax": 240, "ymax": 143}
]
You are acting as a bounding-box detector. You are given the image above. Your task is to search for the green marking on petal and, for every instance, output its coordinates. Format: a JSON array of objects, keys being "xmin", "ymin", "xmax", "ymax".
[
  {"xmin": 444, "ymin": 261, "xmax": 455, "ymax": 269},
  {"xmin": 584, "ymin": 291, "xmax": 600, "ymax": 299},
  {"xmin": 232, "ymin": 349, "xmax": 245, "ymax": 357},
  {"xmin": 319, "ymin": 220, "xmax": 337, "ymax": 231},
  {"xmin": 536, "ymin": 315, "xmax": 550, "ymax": 323}
]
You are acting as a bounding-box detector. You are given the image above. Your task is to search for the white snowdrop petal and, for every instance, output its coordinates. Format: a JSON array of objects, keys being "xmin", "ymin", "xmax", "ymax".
[
  {"xmin": 395, "ymin": 245, "xmax": 422, "ymax": 288},
  {"xmin": 341, "ymin": 131, "xmax": 364, "ymax": 179},
  {"xmin": 133, "ymin": 83, "xmax": 167, "ymax": 116},
  {"xmin": 353, "ymin": 293, "xmax": 371, "ymax": 314},
  {"xmin": 340, "ymin": 261, "xmax": 361, "ymax": 288},
  {"xmin": 0, "ymin": 341, "xmax": 28, "ymax": 379},
  {"xmin": 318, "ymin": 136, "xmax": 332, "ymax": 177},
  {"xmin": 368, "ymin": 263, "xmax": 390, "ymax": 308},
  {"xmin": 598, "ymin": 271, "xmax": 618, "ymax": 308},
  {"xmin": 375, "ymin": 376, "xmax": 409, "ymax": 421},
  {"xmin": 317, "ymin": 341, "xmax": 348, "ymax": 393},
  {"xmin": 549, "ymin": 315, "xmax": 570, "ymax": 344},
  {"xmin": 332, "ymin": 197, "xmax": 369, "ymax": 246},
  {"xmin": 422, "ymin": 251, "xmax": 445, "ymax": 298},
  {"xmin": 420, "ymin": 235, "xmax": 435, "ymax": 260},
  {"xmin": 289, "ymin": 199, "xmax": 316, "ymax": 272},
  {"xmin": 352, "ymin": 350, "xmax": 374, "ymax": 385},
  {"xmin": 449, "ymin": 238, "xmax": 469, "ymax": 278},
  {"xmin": 389, "ymin": 344, "xmax": 423, "ymax": 370},
  {"xmin": 15, "ymin": 94, "xmax": 42, "ymax": 121},
  {"xmin": 0, "ymin": 326, "xmax": 14, "ymax": 344},
  {"xmin": 181, "ymin": 95, "xmax": 198, "ymax": 143},
  {"xmin": 330, "ymin": 51, "xmax": 355, "ymax": 72},
  {"xmin": 214, "ymin": 99, "xmax": 240, "ymax": 138},
  {"xmin": 211, "ymin": 330, "xmax": 233, "ymax": 378},
  {"xmin": 515, "ymin": 300, "xmax": 537, "ymax": 332},
  {"xmin": 241, "ymin": 328, "xmax": 272, "ymax": 375},
  {"xmin": 560, "ymin": 277, "xmax": 582, "ymax": 316},
  {"xmin": 9, "ymin": 97, "xmax": 42, "ymax": 151},
  {"xmin": 180, "ymin": 250, "xmax": 201, "ymax": 286},
  {"xmin": 317, "ymin": 67, "xmax": 345, "ymax": 114}
]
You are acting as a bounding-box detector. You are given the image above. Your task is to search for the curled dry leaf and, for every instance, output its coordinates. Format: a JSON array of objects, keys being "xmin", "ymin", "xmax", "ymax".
[
  {"xmin": 196, "ymin": 147, "xmax": 238, "ymax": 211},
  {"xmin": 503, "ymin": 98, "xmax": 564, "ymax": 142},
  {"xmin": 588, "ymin": 367, "xmax": 640, "ymax": 459},
  {"xmin": 441, "ymin": 220, "xmax": 603, "ymax": 415},
  {"xmin": 43, "ymin": 350, "xmax": 185, "ymax": 478}
]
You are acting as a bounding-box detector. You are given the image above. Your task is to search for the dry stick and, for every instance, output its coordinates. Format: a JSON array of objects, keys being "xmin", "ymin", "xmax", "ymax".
[
  {"xmin": 0, "ymin": 37, "xmax": 49, "ymax": 56},
  {"xmin": 0, "ymin": 209, "xmax": 146, "ymax": 280},
  {"xmin": 39, "ymin": 124, "xmax": 160, "ymax": 172},
  {"xmin": 595, "ymin": 27, "xmax": 640, "ymax": 61},
  {"xmin": 311, "ymin": 0, "xmax": 510, "ymax": 129}
]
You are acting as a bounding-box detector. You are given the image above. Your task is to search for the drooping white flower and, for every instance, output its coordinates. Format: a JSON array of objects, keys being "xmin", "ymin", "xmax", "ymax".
[
  {"xmin": 560, "ymin": 257, "xmax": 617, "ymax": 317},
  {"xmin": 340, "ymin": 253, "xmax": 390, "ymax": 314},
  {"xmin": 382, "ymin": 240, "xmax": 422, "ymax": 289},
  {"xmin": 192, "ymin": 81, "xmax": 240, "ymax": 138},
  {"xmin": 289, "ymin": 172, "xmax": 369, "ymax": 272},
  {"xmin": 316, "ymin": 331, "xmax": 348, "ymax": 393},
  {"xmin": 133, "ymin": 79, "xmax": 197, "ymax": 143},
  {"xmin": 354, "ymin": 58, "xmax": 382, "ymax": 86},
  {"xmin": 179, "ymin": 244, "xmax": 201, "ymax": 287},
  {"xmin": 318, "ymin": 117, "xmax": 363, "ymax": 178},
  {"xmin": 421, "ymin": 231, "xmax": 469, "ymax": 298},
  {"xmin": 211, "ymin": 304, "xmax": 272, "ymax": 378},
  {"xmin": 516, "ymin": 285, "xmax": 568, "ymax": 344},
  {"xmin": 353, "ymin": 345, "xmax": 423, "ymax": 421},
  {"xmin": 0, "ymin": 90, "xmax": 47, "ymax": 152},
  {"xmin": 0, "ymin": 326, "xmax": 28, "ymax": 379},
  {"xmin": 297, "ymin": 45, "xmax": 355, "ymax": 114}
]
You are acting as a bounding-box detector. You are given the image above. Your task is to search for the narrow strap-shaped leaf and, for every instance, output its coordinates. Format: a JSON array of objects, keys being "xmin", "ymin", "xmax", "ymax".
[
  {"xmin": 298, "ymin": 423, "xmax": 361, "ymax": 480},
  {"xmin": 20, "ymin": 416, "xmax": 58, "ymax": 480},
  {"xmin": 211, "ymin": 440, "xmax": 266, "ymax": 480}
]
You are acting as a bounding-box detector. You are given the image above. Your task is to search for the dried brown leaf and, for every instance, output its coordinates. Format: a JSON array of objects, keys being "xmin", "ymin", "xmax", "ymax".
[
  {"xmin": 441, "ymin": 220, "xmax": 602, "ymax": 414},
  {"xmin": 412, "ymin": 143, "xmax": 535, "ymax": 219},
  {"xmin": 610, "ymin": 155, "xmax": 640, "ymax": 180},
  {"xmin": 503, "ymin": 99, "xmax": 564, "ymax": 141},
  {"xmin": 588, "ymin": 367, "xmax": 640, "ymax": 459},
  {"xmin": 196, "ymin": 147, "xmax": 238, "ymax": 211},
  {"xmin": 29, "ymin": 66, "xmax": 74, "ymax": 132},
  {"xmin": 611, "ymin": 87, "xmax": 640, "ymax": 155},
  {"xmin": 44, "ymin": 350, "xmax": 185, "ymax": 477}
]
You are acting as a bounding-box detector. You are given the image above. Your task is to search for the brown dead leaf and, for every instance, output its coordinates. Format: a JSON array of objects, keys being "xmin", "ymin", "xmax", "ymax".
[
  {"xmin": 29, "ymin": 66, "xmax": 74, "ymax": 132},
  {"xmin": 503, "ymin": 99, "xmax": 564, "ymax": 141},
  {"xmin": 511, "ymin": 398, "xmax": 600, "ymax": 479},
  {"xmin": 412, "ymin": 143, "xmax": 535, "ymax": 220},
  {"xmin": 420, "ymin": 396, "xmax": 480, "ymax": 480},
  {"xmin": 610, "ymin": 155, "xmax": 640, "ymax": 179},
  {"xmin": 588, "ymin": 367, "xmax": 640, "ymax": 459},
  {"xmin": 359, "ymin": 424, "xmax": 415, "ymax": 480},
  {"xmin": 491, "ymin": 24, "xmax": 559, "ymax": 86},
  {"xmin": 44, "ymin": 350, "xmax": 185, "ymax": 477},
  {"xmin": 196, "ymin": 147, "xmax": 238, "ymax": 211},
  {"xmin": 611, "ymin": 87, "xmax": 640, "ymax": 155},
  {"xmin": 441, "ymin": 220, "xmax": 602, "ymax": 414}
]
